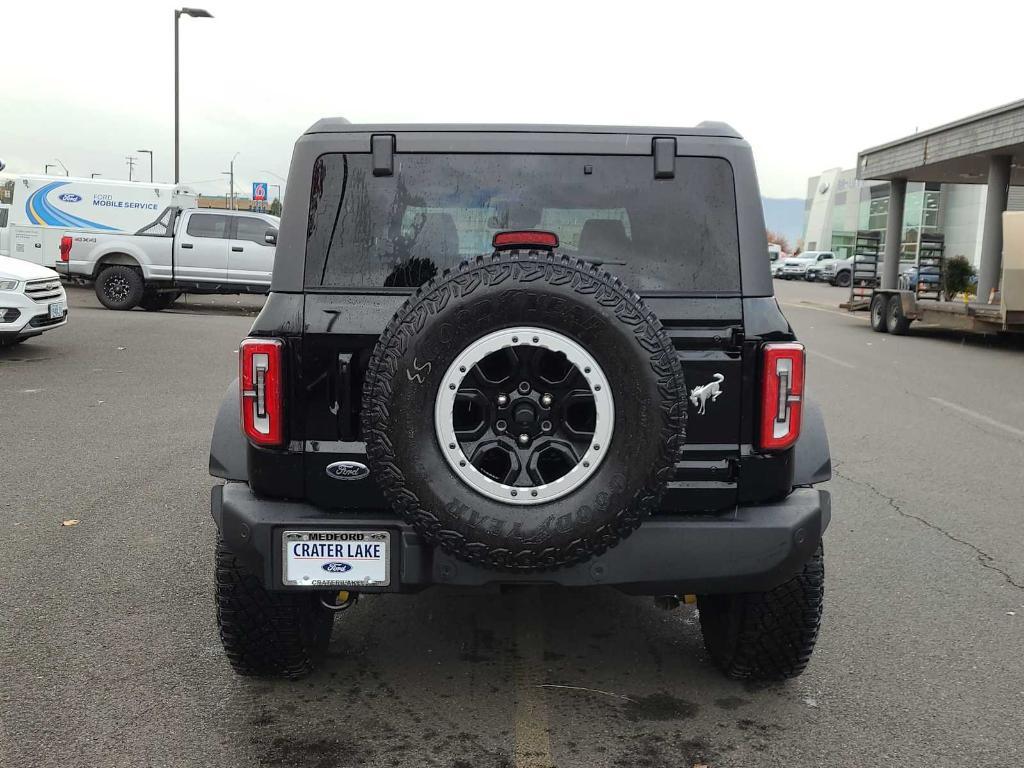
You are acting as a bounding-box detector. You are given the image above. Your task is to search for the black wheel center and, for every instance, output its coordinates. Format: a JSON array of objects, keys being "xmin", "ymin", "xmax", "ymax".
[{"xmin": 512, "ymin": 401, "xmax": 537, "ymax": 426}]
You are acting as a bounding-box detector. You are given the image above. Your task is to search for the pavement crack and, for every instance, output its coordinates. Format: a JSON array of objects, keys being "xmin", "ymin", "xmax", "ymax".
[{"xmin": 834, "ymin": 468, "xmax": 1024, "ymax": 592}]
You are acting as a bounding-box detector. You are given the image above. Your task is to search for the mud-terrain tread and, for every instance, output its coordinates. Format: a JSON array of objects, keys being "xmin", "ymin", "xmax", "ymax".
[
  {"xmin": 698, "ymin": 545, "xmax": 824, "ymax": 680},
  {"xmin": 361, "ymin": 251, "xmax": 686, "ymax": 572},
  {"xmin": 215, "ymin": 538, "xmax": 333, "ymax": 678}
]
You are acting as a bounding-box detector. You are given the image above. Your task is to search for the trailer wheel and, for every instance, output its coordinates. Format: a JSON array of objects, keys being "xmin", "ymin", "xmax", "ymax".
[
  {"xmin": 870, "ymin": 294, "xmax": 889, "ymax": 333},
  {"xmin": 95, "ymin": 265, "xmax": 145, "ymax": 311},
  {"xmin": 886, "ymin": 295, "xmax": 911, "ymax": 335}
]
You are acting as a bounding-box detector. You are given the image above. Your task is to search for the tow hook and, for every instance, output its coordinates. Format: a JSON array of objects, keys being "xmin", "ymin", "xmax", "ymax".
[{"xmin": 321, "ymin": 590, "xmax": 359, "ymax": 612}]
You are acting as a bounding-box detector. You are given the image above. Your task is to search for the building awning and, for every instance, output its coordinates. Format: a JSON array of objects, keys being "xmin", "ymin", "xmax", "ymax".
[{"xmin": 857, "ymin": 99, "xmax": 1024, "ymax": 185}]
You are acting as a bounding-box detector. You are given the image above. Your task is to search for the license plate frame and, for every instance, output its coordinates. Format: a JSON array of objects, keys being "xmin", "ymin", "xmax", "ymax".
[
  {"xmin": 48, "ymin": 301, "xmax": 65, "ymax": 319},
  {"xmin": 281, "ymin": 530, "xmax": 391, "ymax": 587}
]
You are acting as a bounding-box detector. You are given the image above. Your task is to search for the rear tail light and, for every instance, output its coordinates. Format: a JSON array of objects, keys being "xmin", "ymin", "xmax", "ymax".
[
  {"xmin": 492, "ymin": 230, "xmax": 559, "ymax": 250},
  {"xmin": 240, "ymin": 338, "xmax": 284, "ymax": 446},
  {"xmin": 59, "ymin": 236, "xmax": 72, "ymax": 262},
  {"xmin": 759, "ymin": 342, "xmax": 805, "ymax": 451}
]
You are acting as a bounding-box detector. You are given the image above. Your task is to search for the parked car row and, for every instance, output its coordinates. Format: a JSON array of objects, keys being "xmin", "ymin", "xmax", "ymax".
[{"xmin": 772, "ymin": 250, "xmax": 853, "ymax": 287}]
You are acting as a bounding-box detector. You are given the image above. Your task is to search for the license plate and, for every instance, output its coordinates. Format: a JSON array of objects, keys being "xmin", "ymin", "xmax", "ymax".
[
  {"xmin": 48, "ymin": 301, "xmax": 65, "ymax": 319},
  {"xmin": 282, "ymin": 530, "xmax": 390, "ymax": 587}
]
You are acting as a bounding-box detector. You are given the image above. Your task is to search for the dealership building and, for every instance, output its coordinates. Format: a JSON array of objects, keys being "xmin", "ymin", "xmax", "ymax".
[{"xmin": 803, "ymin": 99, "xmax": 1024, "ymax": 297}]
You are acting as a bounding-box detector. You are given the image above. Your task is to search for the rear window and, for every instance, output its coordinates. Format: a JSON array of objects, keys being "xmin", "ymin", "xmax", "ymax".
[{"xmin": 305, "ymin": 153, "xmax": 739, "ymax": 293}]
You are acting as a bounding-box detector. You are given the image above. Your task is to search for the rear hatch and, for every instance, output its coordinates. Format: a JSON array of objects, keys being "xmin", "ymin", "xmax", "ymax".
[{"xmin": 292, "ymin": 148, "xmax": 747, "ymax": 514}]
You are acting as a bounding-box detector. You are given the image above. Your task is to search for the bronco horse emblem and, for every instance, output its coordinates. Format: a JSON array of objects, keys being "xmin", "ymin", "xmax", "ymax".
[{"xmin": 689, "ymin": 373, "xmax": 725, "ymax": 415}]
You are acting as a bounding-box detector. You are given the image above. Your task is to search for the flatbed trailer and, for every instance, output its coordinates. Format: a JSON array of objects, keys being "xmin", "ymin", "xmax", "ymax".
[
  {"xmin": 858, "ymin": 214, "xmax": 1024, "ymax": 338},
  {"xmin": 866, "ymin": 289, "xmax": 1024, "ymax": 336}
]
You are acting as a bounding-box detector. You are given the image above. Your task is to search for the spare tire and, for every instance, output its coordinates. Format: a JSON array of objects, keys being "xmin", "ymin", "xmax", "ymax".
[{"xmin": 362, "ymin": 252, "xmax": 686, "ymax": 572}]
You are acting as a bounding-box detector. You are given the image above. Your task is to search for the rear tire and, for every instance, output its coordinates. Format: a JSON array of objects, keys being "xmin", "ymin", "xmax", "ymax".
[
  {"xmin": 870, "ymin": 293, "xmax": 889, "ymax": 333},
  {"xmin": 886, "ymin": 295, "xmax": 911, "ymax": 335},
  {"xmin": 215, "ymin": 537, "xmax": 334, "ymax": 678},
  {"xmin": 698, "ymin": 544, "xmax": 825, "ymax": 680},
  {"xmin": 835, "ymin": 270, "xmax": 851, "ymax": 288},
  {"xmin": 95, "ymin": 265, "xmax": 145, "ymax": 310}
]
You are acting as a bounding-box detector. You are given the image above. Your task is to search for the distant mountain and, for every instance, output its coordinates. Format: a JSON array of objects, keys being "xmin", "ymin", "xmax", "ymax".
[{"xmin": 761, "ymin": 197, "xmax": 805, "ymax": 248}]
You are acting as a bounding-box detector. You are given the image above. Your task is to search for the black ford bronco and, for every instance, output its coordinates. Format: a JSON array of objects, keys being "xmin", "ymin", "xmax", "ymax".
[{"xmin": 209, "ymin": 121, "xmax": 831, "ymax": 680}]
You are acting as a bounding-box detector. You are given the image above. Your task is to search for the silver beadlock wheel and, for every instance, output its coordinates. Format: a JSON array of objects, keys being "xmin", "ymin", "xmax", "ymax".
[{"xmin": 434, "ymin": 326, "xmax": 614, "ymax": 505}]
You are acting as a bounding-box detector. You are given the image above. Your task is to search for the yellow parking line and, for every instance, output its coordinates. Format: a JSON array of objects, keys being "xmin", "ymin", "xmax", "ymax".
[{"xmin": 513, "ymin": 591, "xmax": 553, "ymax": 768}]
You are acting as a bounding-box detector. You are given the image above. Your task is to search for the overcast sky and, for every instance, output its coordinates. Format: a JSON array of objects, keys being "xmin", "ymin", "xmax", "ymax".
[{"xmin": 2, "ymin": 1, "xmax": 1019, "ymax": 200}]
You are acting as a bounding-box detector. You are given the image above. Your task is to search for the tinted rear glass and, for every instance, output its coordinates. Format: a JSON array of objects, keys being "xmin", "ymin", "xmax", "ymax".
[{"xmin": 305, "ymin": 153, "xmax": 739, "ymax": 292}]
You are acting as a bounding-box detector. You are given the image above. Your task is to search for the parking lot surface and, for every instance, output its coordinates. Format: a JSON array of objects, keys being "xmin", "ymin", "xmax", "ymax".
[{"xmin": 2, "ymin": 282, "xmax": 1022, "ymax": 768}]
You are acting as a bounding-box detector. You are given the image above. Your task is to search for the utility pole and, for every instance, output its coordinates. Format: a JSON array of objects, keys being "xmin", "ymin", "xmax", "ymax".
[
  {"xmin": 126, "ymin": 155, "xmax": 137, "ymax": 182},
  {"xmin": 221, "ymin": 152, "xmax": 240, "ymax": 210},
  {"xmin": 137, "ymin": 149, "xmax": 154, "ymax": 182}
]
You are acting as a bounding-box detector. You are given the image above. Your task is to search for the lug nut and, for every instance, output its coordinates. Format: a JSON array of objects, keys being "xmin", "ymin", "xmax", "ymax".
[
  {"xmin": 541, "ymin": 420, "xmax": 552, "ymax": 431},
  {"xmin": 541, "ymin": 394, "xmax": 553, "ymax": 407},
  {"xmin": 518, "ymin": 434, "xmax": 529, "ymax": 445},
  {"xmin": 497, "ymin": 394, "xmax": 508, "ymax": 407},
  {"xmin": 496, "ymin": 420, "xmax": 508, "ymax": 431},
  {"xmin": 518, "ymin": 381, "xmax": 531, "ymax": 394}
]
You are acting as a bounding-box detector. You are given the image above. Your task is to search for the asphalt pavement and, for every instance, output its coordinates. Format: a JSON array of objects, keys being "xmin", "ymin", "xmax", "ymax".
[{"xmin": 1, "ymin": 282, "xmax": 1022, "ymax": 768}]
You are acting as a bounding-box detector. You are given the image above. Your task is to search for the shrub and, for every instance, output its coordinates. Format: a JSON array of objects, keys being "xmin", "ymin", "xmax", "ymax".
[{"xmin": 943, "ymin": 255, "xmax": 975, "ymax": 300}]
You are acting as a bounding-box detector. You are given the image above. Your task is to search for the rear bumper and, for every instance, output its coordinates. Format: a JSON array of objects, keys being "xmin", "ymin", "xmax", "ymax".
[{"xmin": 212, "ymin": 483, "xmax": 830, "ymax": 595}]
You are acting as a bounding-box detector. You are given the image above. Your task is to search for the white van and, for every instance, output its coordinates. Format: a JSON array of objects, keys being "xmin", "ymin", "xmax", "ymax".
[{"xmin": 0, "ymin": 174, "xmax": 197, "ymax": 266}]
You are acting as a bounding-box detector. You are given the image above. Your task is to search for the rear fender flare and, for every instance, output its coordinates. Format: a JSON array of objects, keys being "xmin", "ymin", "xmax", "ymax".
[
  {"xmin": 792, "ymin": 398, "xmax": 831, "ymax": 486},
  {"xmin": 210, "ymin": 378, "xmax": 247, "ymax": 482}
]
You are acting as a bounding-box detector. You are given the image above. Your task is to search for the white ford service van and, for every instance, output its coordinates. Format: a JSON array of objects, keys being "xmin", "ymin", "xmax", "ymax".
[{"xmin": 0, "ymin": 174, "xmax": 197, "ymax": 266}]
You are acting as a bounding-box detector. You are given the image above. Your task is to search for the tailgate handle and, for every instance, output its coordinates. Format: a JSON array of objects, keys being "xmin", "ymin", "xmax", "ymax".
[{"xmin": 337, "ymin": 353, "xmax": 355, "ymax": 440}]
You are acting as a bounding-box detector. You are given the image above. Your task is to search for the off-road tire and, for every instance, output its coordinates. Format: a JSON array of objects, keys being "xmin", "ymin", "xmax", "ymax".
[
  {"xmin": 835, "ymin": 270, "xmax": 851, "ymax": 288},
  {"xmin": 139, "ymin": 291, "xmax": 181, "ymax": 312},
  {"xmin": 869, "ymin": 293, "xmax": 889, "ymax": 333},
  {"xmin": 698, "ymin": 544, "xmax": 824, "ymax": 680},
  {"xmin": 215, "ymin": 537, "xmax": 334, "ymax": 678},
  {"xmin": 886, "ymin": 295, "xmax": 911, "ymax": 335},
  {"xmin": 95, "ymin": 265, "xmax": 145, "ymax": 310},
  {"xmin": 362, "ymin": 252, "xmax": 686, "ymax": 573}
]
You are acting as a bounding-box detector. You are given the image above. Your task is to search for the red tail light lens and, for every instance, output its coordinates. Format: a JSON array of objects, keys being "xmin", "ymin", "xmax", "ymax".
[
  {"xmin": 759, "ymin": 342, "xmax": 805, "ymax": 451},
  {"xmin": 59, "ymin": 236, "xmax": 72, "ymax": 262},
  {"xmin": 492, "ymin": 230, "xmax": 559, "ymax": 250},
  {"xmin": 240, "ymin": 338, "xmax": 284, "ymax": 446}
]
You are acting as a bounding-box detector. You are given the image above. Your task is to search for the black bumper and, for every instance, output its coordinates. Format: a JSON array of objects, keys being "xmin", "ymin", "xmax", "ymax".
[{"xmin": 212, "ymin": 483, "xmax": 830, "ymax": 595}]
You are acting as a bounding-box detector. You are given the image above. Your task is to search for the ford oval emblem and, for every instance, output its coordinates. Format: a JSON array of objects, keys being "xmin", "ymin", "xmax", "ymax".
[
  {"xmin": 322, "ymin": 562, "xmax": 352, "ymax": 573},
  {"xmin": 58, "ymin": 193, "xmax": 82, "ymax": 202},
  {"xmin": 326, "ymin": 461, "xmax": 370, "ymax": 481}
]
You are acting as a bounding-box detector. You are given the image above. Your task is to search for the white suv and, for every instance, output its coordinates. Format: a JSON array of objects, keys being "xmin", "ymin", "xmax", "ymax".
[
  {"xmin": 779, "ymin": 251, "xmax": 836, "ymax": 280},
  {"xmin": 0, "ymin": 256, "xmax": 68, "ymax": 347}
]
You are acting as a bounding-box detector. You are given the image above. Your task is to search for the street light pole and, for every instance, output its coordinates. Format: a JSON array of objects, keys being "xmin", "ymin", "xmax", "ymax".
[
  {"xmin": 138, "ymin": 150, "xmax": 154, "ymax": 182},
  {"xmin": 174, "ymin": 7, "xmax": 213, "ymax": 184}
]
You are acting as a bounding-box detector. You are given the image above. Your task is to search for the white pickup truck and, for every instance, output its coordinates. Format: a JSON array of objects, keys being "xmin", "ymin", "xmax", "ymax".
[{"xmin": 56, "ymin": 207, "xmax": 279, "ymax": 310}]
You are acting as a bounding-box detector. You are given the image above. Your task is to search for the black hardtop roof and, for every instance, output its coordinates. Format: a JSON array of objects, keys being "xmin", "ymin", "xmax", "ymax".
[{"xmin": 304, "ymin": 119, "xmax": 742, "ymax": 139}]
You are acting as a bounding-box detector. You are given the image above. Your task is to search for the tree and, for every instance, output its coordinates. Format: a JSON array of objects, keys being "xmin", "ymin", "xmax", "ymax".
[
  {"xmin": 766, "ymin": 229, "xmax": 790, "ymax": 254},
  {"xmin": 269, "ymin": 198, "xmax": 282, "ymax": 217}
]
